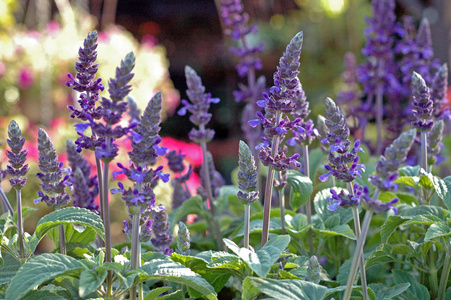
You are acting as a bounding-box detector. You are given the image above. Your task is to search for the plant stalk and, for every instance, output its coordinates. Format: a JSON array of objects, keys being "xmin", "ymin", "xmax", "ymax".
[
  {"xmin": 278, "ymin": 186, "xmax": 286, "ymax": 235},
  {"xmin": 261, "ymin": 111, "xmax": 282, "ymax": 246},
  {"xmin": 102, "ymin": 162, "xmax": 112, "ymax": 296},
  {"xmin": 438, "ymin": 241, "xmax": 451, "ymax": 300},
  {"xmin": 0, "ymin": 187, "xmax": 14, "ymax": 216},
  {"xmin": 303, "ymin": 145, "xmax": 313, "ymax": 255},
  {"xmin": 375, "ymin": 83, "xmax": 384, "ymax": 156},
  {"xmin": 16, "ymin": 190, "xmax": 24, "ymax": 259},
  {"xmin": 351, "ymin": 205, "xmax": 368, "ymax": 300},
  {"xmin": 343, "ymin": 210, "xmax": 374, "ymax": 300},
  {"xmin": 130, "ymin": 212, "xmax": 141, "ymax": 300},
  {"xmin": 428, "ymin": 245, "xmax": 438, "ymax": 299},
  {"xmin": 57, "ymin": 204, "xmax": 66, "ymax": 255},
  {"xmin": 420, "ymin": 131, "xmax": 428, "ymax": 172},
  {"xmin": 244, "ymin": 204, "xmax": 250, "ymax": 249}
]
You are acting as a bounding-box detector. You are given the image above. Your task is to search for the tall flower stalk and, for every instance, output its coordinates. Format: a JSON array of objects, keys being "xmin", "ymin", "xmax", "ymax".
[
  {"xmin": 178, "ymin": 65, "xmax": 223, "ymax": 248},
  {"xmin": 237, "ymin": 140, "xmax": 259, "ymax": 249},
  {"xmin": 249, "ymin": 32, "xmax": 303, "ymax": 246},
  {"xmin": 343, "ymin": 129, "xmax": 415, "ymax": 300},
  {"xmin": 6, "ymin": 120, "xmax": 29, "ymax": 259},
  {"xmin": 35, "ymin": 129, "xmax": 72, "ymax": 255}
]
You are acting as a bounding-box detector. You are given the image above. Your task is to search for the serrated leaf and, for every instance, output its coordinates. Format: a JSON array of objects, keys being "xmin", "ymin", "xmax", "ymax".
[
  {"xmin": 399, "ymin": 165, "xmax": 420, "ymax": 177},
  {"xmin": 144, "ymin": 286, "xmax": 172, "ymax": 300},
  {"xmin": 424, "ymin": 221, "xmax": 451, "ymax": 242},
  {"xmin": 441, "ymin": 176, "xmax": 451, "ymax": 210},
  {"xmin": 380, "ymin": 216, "xmax": 407, "ymax": 243},
  {"xmin": 243, "ymin": 277, "xmax": 327, "ymax": 300},
  {"xmin": 47, "ymin": 224, "xmax": 97, "ymax": 249},
  {"xmin": 224, "ymin": 235, "xmax": 290, "ymax": 278},
  {"xmin": 172, "ymin": 196, "xmax": 206, "ymax": 224},
  {"xmin": 401, "ymin": 205, "xmax": 446, "ymax": 220},
  {"xmin": 393, "ymin": 270, "xmax": 430, "ymax": 300},
  {"xmin": 79, "ymin": 268, "xmax": 108, "ymax": 297},
  {"xmin": 287, "ymin": 170, "xmax": 313, "ymax": 211},
  {"xmin": 418, "ymin": 171, "xmax": 434, "ymax": 189},
  {"xmin": 29, "ymin": 207, "xmax": 104, "ymax": 252},
  {"xmin": 138, "ymin": 259, "xmax": 217, "ymax": 300},
  {"xmin": 6, "ymin": 253, "xmax": 85, "ymax": 300},
  {"xmin": 366, "ymin": 244, "xmax": 394, "ymax": 270},
  {"xmin": 0, "ymin": 252, "xmax": 20, "ymax": 285},
  {"xmin": 369, "ymin": 283, "xmax": 410, "ymax": 300},
  {"xmin": 393, "ymin": 176, "xmax": 418, "ymax": 188}
]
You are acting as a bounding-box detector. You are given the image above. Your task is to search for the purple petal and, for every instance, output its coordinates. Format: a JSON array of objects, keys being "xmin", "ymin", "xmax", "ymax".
[
  {"xmin": 131, "ymin": 131, "xmax": 142, "ymax": 143},
  {"xmin": 158, "ymin": 172, "xmax": 170, "ymax": 183},
  {"xmin": 248, "ymin": 119, "xmax": 261, "ymax": 128},
  {"xmin": 319, "ymin": 172, "xmax": 331, "ymax": 182},
  {"xmin": 154, "ymin": 145, "xmax": 168, "ymax": 156},
  {"xmin": 74, "ymin": 123, "xmax": 90, "ymax": 134},
  {"xmin": 257, "ymin": 100, "xmax": 268, "ymax": 107}
]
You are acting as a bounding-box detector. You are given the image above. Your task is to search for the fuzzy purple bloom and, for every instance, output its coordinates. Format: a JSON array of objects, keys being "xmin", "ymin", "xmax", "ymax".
[
  {"xmin": 360, "ymin": 186, "xmax": 399, "ymax": 215},
  {"xmin": 327, "ymin": 184, "xmax": 362, "ymax": 211},
  {"xmin": 427, "ymin": 120, "xmax": 444, "ymax": 166},
  {"xmin": 35, "ymin": 129, "xmax": 71, "ymax": 208},
  {"xmin": 151, "ymin": 204, "xmax": 173, "ymax": 255},
  {"xmin": 430, "ymin": 64, "xmax": 449, "ymax": 120},
  {"xmin": 6, "ymin": 120, "xmax": 29, "ymax": 190},
  {"xmin": 411, "ymin": 72, "xmax": 434, "ymax": 131},
  {"xmin": 237, "ymin": 140, "xmax": 259, "ymax": 204},
  {"xmin": 166, "ymin": 150, "xmax": 186, "ymax": 174}
]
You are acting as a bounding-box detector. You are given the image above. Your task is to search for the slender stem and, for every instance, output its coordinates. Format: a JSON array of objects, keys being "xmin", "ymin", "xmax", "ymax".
[
  {"xmin": 428, "ymin": 244, "xmax": 438, "ymax": 299},
  {"xmin": 420, "ymin": 131, "xmax": 428, "ymax": 171},
  {"xmin": 438, "ymin": 241, "xmax": 451, "ymax": 300},
  {"xmin": 102, "ymin": 162, "xmax": 112, "ymax": 296},
  {"xmin": 57, "ymin": 205, "xmax": 66, "ymax": 255},
  {"xmin": 95, "ymin": 158, "xmax": 105, "ymax": 247},
  {"xmin": 343, "ymin": 210, "xmax": 374, "ymax": 300},
  {"xmin": 244, "ymin": 204, "xmax": 250, "ymax": 249},
  {"xmin": 351, "ymin": 205, "xmax": 368, "ymax": 300},
  {"xmin": 262, "ymin": 113, "xmax": 282, "ymax": 246},
  {"xmin": 130, "ymin": 212, "xmax": 141, "ymax": 300},
  {"xmin": 16, "ymin": 190, "xmax": 24, "ymax": 259},
  {"xmin": 375, "ymin": 83, "xmax": 384, "ymax": 156},
  {"xmin": 303, "ymin": 145, "xmax": 313, "ymax": 255},
  {"xmin": 278, "ymin": 185, "xmax": 286, "ymax": 235},
  {"xmin": 0, "ymin": 187, "xmax": 14, "ymax": 216}
]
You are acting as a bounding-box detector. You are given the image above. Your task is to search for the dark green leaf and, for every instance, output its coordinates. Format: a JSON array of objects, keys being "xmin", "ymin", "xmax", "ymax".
[
  {"xmin": 20, "ymin": 290, "xmax": 66, "ymax": 300},
  {"xmin": 441, "ymin": 176, "xmax": 451, "ymax": 210},
  {"xmin": 79, "ymin": 268, "xmax": 108, "ymax": 297},
  {"xmin": 380, "ymin": 216, "xmax": 407, "ymax": 243},
  {"xmin": 0, "ymin": 252, "xmax": 20, "ymax": 285},
  {"xmin": 393, "ymin": 270, "xmax": 430, "ymax": 300},
  {"xmin": 369, "ymin": 283, "xmax": 410, "ymax": 300},
  {"xmin": 172, "ymin": 196, "xmax": 207, "ymax": 224},
  {"xmin": 144, "ymin": 286, "xmax": 172, "ymax": 300},
  {"xmin": 366, "ymin": 244, "xmax": 394, "ymax": 270},
  {"xmin": 287, "ymin": 170, "xmax": 313, "ymax": 211},
  {"xmin": 424, "ymin": 221, "xmax": 451, "ymax": 242},
  {"xmin": 399, "ymin": 165, "xmax": 420, "ymax": 177}
]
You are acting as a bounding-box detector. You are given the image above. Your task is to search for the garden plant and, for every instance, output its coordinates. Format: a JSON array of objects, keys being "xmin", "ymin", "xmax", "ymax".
[{"xmin": 2, "ymin": 0, "xmax": 451, "ymax": 299}]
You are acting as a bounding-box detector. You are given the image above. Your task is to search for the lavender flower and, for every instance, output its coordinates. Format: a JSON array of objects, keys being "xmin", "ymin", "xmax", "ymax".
[
  {"xmin": 319, "ymin": 98, "xmax": 364, "ymax": 183},
  {"xmin": 237, "ymin": 140, "xmax": 259, "ymax": 204},
  {"xmin": 411, "ymin": 72, "xmax": 434, "ymax": 131},
  {"xmin": 176, "ymin": 221, "xmax": 191, "ymax": 255},
  {"xmin": 200, "ymin": 151, "xmax": 225, "ymax": 198},
  {"xmin": 369, "ymin": 128, "xmax": 416, "ymax": 191},
  {"xmin": 129, "ymin": 92, "xmax": 167, "ymax": 166},
  {"xmin": 166, "ymin": 150, "xmax": 186, "ymax": 174},
  {"xmin": 427, "ymin": 120, "xmax": 444, "ymax": 166},
  {"xmin": 430, "ymin": 64, "xmax": 449, "ymax": 119},
  {"xmin": 178, "ymin": 66, "xmax": 220, "ymax": 144},
  {"xmin": 360, "ymin": 186, "xmax": 399, "ymax": 215},
  {"xmin": 35, "ymin": 129, "xmax": 71, "ymax": 208},
  {"xmin": 66, "ymin": 140, "xmax": 99, "ymax": 211},
  {"xmin": 327, "ymin": 184, "xmax": 362, "ymax": 211},
  {"xmin": 220, "ymin": 0, "xmax": 263, "ymax": 77},
  {"xmin": 151, "ymin": 204, "xmax": 173, "ymax": 255},
  {"xmin": 166, "ymin": 150, "xmax": 192, "ymax": 209},
  {"xmin": 6, "ymin": 121, "xmax": 29, "ymax": 190}
]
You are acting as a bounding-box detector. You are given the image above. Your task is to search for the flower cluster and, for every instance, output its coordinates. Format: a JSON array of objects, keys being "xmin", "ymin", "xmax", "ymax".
[
  {"xmin": 177, "ymin": 221, "xmax": 191, "ymax": 255},
  {"xmin": 427, "ymin": 120, "xmax": 444, "ymax": 166},
  {"xmin": 327, "ymin": 184, "xmax": 362, "ymax": 211},
  {"xmin": 360, "ymin": 186, "xmax": 399, "ymax": 215},
  {"xmin": 249, "ymin": 32, "xmax": 305, "ymax": 171},
  {"xmin": 166, "ymin": 150, "xmax": 192, "ymax": 209},
  {"xmin": 430, "ymin": 64, "xmax": 449, "ymax": 120},
  {"xmin": 35, "ymin": 129, "xmax": 71, "ymax": 208},
  {"xmin": 123, "ymin": 215, "xmax": 153, "ymax": 242},
  {"xmin": 6, "ymin": 121, "xmax": 29, "ymax": 190},
  {"xmin": 220, "ymin": 0, "xmax": 263, "ymax": 78},
  {"xmin": 369, "ymin": 129, "xmax": 416, "ymax": 191},
  {"xmin": 237, "ymin": 140, "xmax": 259, "ymax": 204},
  {"xmin": 151, "ymin": 204, "xmax": 173, "ymax": 255},
  {"xmin": 178, "ymin": 66, "xmax": 220, "ymax": 144},
  {"xmin": 66, "ymin": 140, "xmax": 99, "ymax": 212},
  {"xmin": 411, "ymin": 72, "xmax": 434, "ymax": 131},
  {"xmin": 319, "ymin": 98, "xmax": 364, "ymax": 183}
]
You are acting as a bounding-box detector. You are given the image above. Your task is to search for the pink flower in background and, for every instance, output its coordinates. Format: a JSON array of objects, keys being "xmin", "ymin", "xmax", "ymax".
[
  {"xmin": 46, "ymin": 21, "xmax": 60, "ymax": 36},
  {"xmin": 161, "ymin": 137, "xmax": 203, "ymax": 167},
  {"xmin": 18, "ymin": 66, "xmax": 34, "ymax": 89},
  {"xmin": 0, "ymin": 62, "xmax": 5, "ymax": 78}
]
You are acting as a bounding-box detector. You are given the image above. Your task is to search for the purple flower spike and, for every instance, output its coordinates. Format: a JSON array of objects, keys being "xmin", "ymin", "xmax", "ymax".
[
  {"xmin": 151, "ymin": 204, "xmax": 173, "ymax": 255},
  {"xmin": 6, "ymin": 120, "xmax": 29, "ymax": 190},
  {"xmin": 430, "ymin": 64, "xmax": 449, "ymax": 120},
  {"xmin": 327, "ymin": 185, "xmax": 361, "ymax": 211},
  {"xmin": 361, "ymin": 186, "xmax": 399, "ymax": 215},
  {"xmin": 411, "ymin": 72, "xmax": 434, "ymax": 131}
]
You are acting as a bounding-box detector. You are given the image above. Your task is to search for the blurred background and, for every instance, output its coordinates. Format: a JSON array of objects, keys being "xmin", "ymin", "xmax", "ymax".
[{"xmin": 0, "ymin": 0, "xmax": 450, "ymax": 247}]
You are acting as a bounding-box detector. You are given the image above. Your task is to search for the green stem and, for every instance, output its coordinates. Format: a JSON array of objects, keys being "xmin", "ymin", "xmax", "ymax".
[
  {"xmin": 428, "ymin": 244, "xmax": 438, "ymax": 299},
  {"xmin": 16, "ymin": 190, "xmax": 24, "ymax": 260},
  {"xmin": 244, "ymin": 204, "xmax": 250, "ymax": 249},
  {"xmin": 278, "ymin": 186, "xmax": 286, "ymax": 235},
  {"xmin": 303, "ymin": 145, "xmax": 313, "ymax": 255},
  {"xmin": 102, "ymin": 162, "xmax": 112, "ymax": 296},
  {"xmin": 261, "ymin": 112, "xmax": 282, "ymax": 246},
  {"xmin": 438, "ymin": 241, "xmax": 451, "ymax": 300},
  {"xmin": 343, "ymin": 210, "xmax": 374, "ymax": 300},
  {"xmin": 130, "ymin": 212, "xmax": 141, "ymax": 300},
  {"xmin": 56, "ymin": 205, "xmax": 66, "ymax": 255},
  {"xmin": 351, "ymin": 205, "xmax": 368, "ymax": 300},
  {"xmin": 0, "ymin": 187, "xmax": 14, "ymax": 216},
  {"xmin": 420, "ymin": 131, "xmax": 428, "ymax": 172}
]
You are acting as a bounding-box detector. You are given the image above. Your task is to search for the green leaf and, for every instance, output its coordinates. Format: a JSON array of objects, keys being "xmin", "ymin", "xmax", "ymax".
[
  {"xmin": 366, "ymin": 244, "xmax": 394, "ymax": 270},
  {"xmin": 242, "ymin": 277, "xmax": 262, "ymax": 300},
  {"xmin": 287, "ymin": 170, "xmax": 313, "ymax": 211},
  {"xmin": 47, "ymin": 224, "xmax": 97, "ymax": 249},
  {"xmin": 393, "ymin": 176, "xmax": 418, "ymax": 188},
  {"xmin": 308, "ymin": 148, "xmax": 326, "ymax": 181},
  {"xmin": 393, "ymin": 270, "xmax": 430, "ymax": 300},
  {"xmin": 369, "ymin": 283, "xmax": 410, "ymax": 300},
  {"xmin": 29, "ymin": 207, "xmax": 104, "ymax": 252},
  {"xmin": 418, "ymin": 170, "xmax": 434, "ymax": 189},
  {"xmin": 6, "ymin": 253, "xmax": 85, "ymax": 300},
  {"xmin": 399, "ymin": 165, "xmax": 420, "ymax": 177},
  {"xmin": 395, "ymin": 192, "xmax": 418, "ymax": 205},
  {"xmin": 20, "ymin": 290, "xmax": 66, "ymax": 300},
  {"xmin": 441, "ymin": 176, "xmax": 451, "ymax": 210},
  {"xmin": 138, "ymin": 259, "xmax": 217, "ymax": 300},
  {"xmin": 424, "ymin": 221, "xmax": 451, "ymax": 242},
  {"xmin": 79, "ymin": 268, "xmax": 108, "ymax": 297},
  {"xmin": 314, "ymin": 224, "xmax": 356, "ymax": 240},
  {"xmin": 172, "ymin": 196, "xmax": 207, "ymax": 224},
  {"xmin": 243, "ymin": 277, "xmax": 328, "ymax": 300},
  {"xmin": 144, "ymin": 287, "xmax": 172, "ymax": 300},
  {"xmin": 224, "ymin": 235, "xmax": 290, "ymax": 278},
  {"xmin": 401, "ymin": 205, "xmax": 446, "ymax": 221},
  {"xmin": 0, "ymin": 252, "xmax": 20, "ymax": 285},
  {"xmin": 380, "ymin": 216, "xmax": 407, "ymax": 243},
  {"xmin": 157, "ymin": 290, "xmax": 184, "ymax": 300},
  {"xmin": 314, "ymin": 188, "xmax": 353, "ymax": 224},
  {"xmin": 403, "ymin": 214, "xmax": 442, "ymax": 226}
]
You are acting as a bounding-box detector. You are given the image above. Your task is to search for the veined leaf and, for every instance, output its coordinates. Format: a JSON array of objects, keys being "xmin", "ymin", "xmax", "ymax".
[
  {"xmin": 0, "ymin": 252, "xmax": 20, "ymax": 285},
  {"xmin": 6, "ymin": 253, "xmax": 85, "ymax": 300},
  {"xmin": 79, "ymin": 268, "xmax": 108, "ymax": 297},
  {"xmin": 393, "ymin": 176, "xmax": 418, "ymax": 188},
  {"xmin": 380, "ymin": 216, "xmax": 407, "ymax": 243},
  {"xmin": 393, "ymin": 270, "xmax": 430, "ymax": 300},
  {"xmin": 172, "ymin": 196, "xmax": 207, "ymax": 224},
  {"xmin": 441, "ymin": 176, "xmax": 451, "ymax": 210},
  {"xmin": 314, "ymin": 188, "xmax": 353, "ymax": 224},
  {"xmin": 369, "ymin": 283, "xmax": 411, "ymax": 300},
  {"xmin": 144, "ymin": 286, "xmax": 172, "ymax": 300},
  {"xmin": 242, "ymin": 277, "xmax": 327, "ymax": 300},
  {"xmin": 287, "ymin": 170, "xmax": 313, "ymax": 211},
  {"xmin": 424, "ymin": 221, "xmax": 451, "ymax": 242},
  {"xmin": 399, "ymin": 165, "xmax": 420, "ymax": 177}
]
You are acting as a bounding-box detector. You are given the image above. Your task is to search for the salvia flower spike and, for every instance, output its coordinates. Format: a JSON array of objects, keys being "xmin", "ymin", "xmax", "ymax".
[
  {"xmin": 430, "ymin": 64, "xmax": 449, "ymax": 120},
  {"xmin": 6, "ymin": 120, "xmax": 29, "ymax": 190},
  {"xmin": 177, "ymin": 221, "xmax": 191, "ymax": 256},
  {"xmin": 411, "ymin": 72, "xmax": 434, "ymax": 131},
  {"xmin": 151, "ymin": 204, "xmax": 173, "ymax": 255},
  {"xmin": 427, "ymin": 120, "xmax": 444, "ymax": 167},
  {"xmin": 369, "ymin": 128, "xmax": 416, "ymax": 192},
  {"xmin": 237, "ymin": 140, "xmax": 259, "ymax": 204},
  {"xmin": 35, "ymin": 129, "xmax": 71, "ymax": 208}
]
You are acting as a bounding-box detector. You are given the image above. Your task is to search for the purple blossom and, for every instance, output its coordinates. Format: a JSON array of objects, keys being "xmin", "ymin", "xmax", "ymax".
[
  {"xmin": 427, "ymin": 120, "xmax": 444, "ymax": 166},
  {"xmin": 151, "ymin": 204, "xmax": 173, "ymax": 255},
  {"xmin": 430, "ymin": 64, "xmax": 449, "ymax": 120},
  {"xmin": 411, "ymin": 72, "xmax": 434, "ymax": 131},
  {"xmin": 6, "ymin": 120, "xmax": 29, "ymax": 190},
  {"xmin": 360, "ymin": 186, "xmax": 399, "ymax": 215},
  {"xmin": 327, "ymin": 184, "xmax": 362, "ymax": 211}
]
